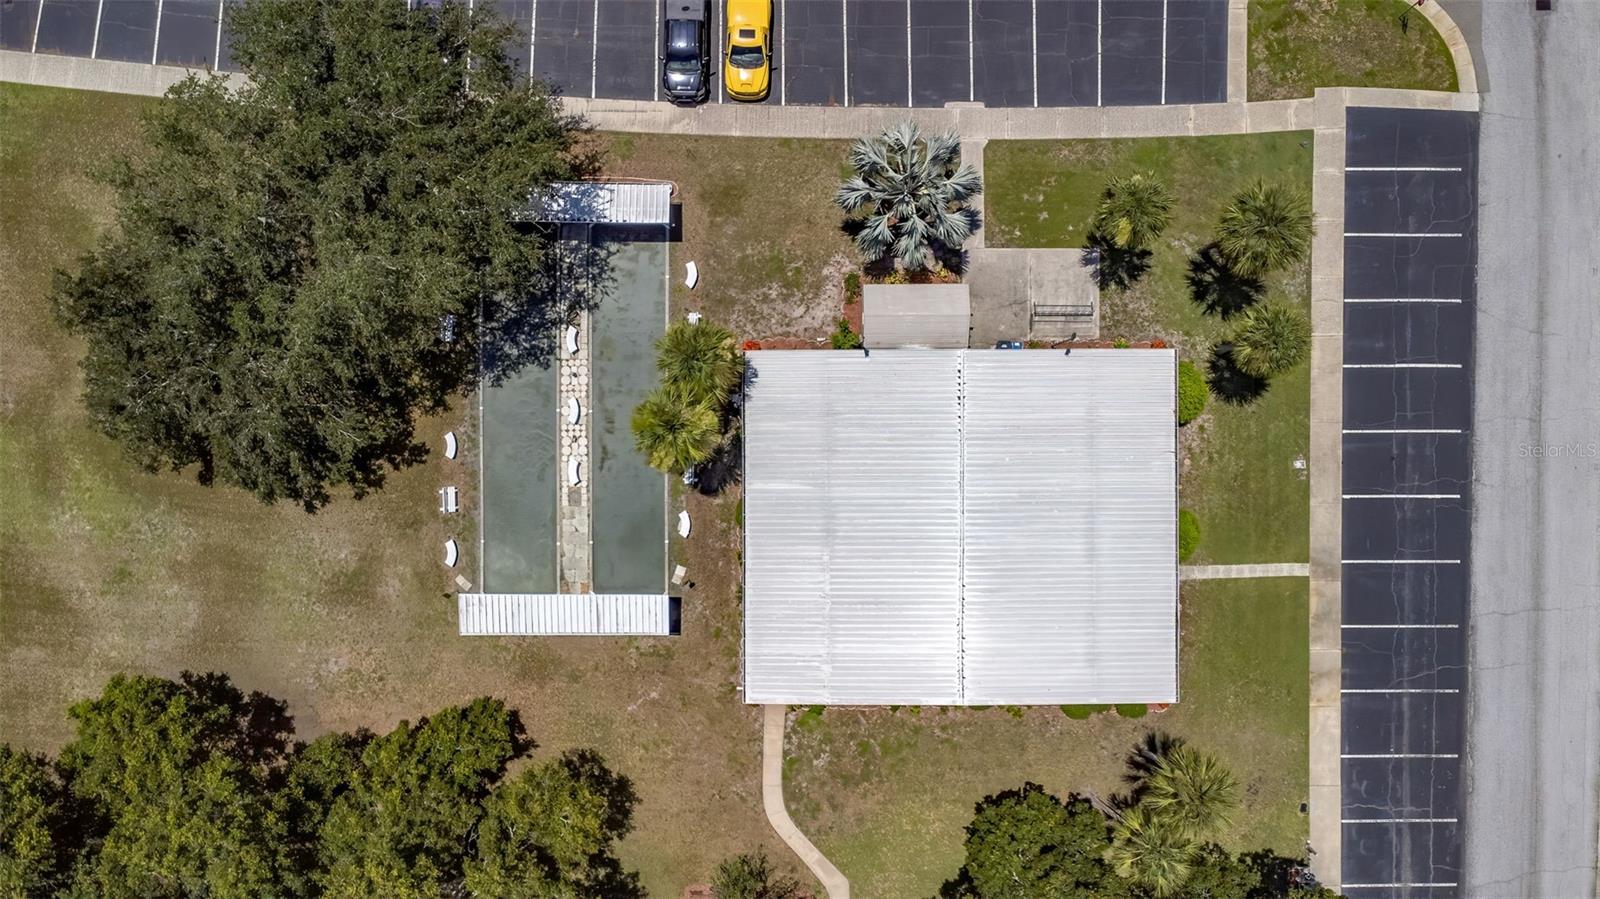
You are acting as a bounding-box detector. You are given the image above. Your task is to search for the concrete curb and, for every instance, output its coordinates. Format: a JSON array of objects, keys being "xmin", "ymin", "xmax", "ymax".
[
  {"xmin": 1227, "ymin": 0, "xmax": 1249, "ymax": 103},
  {"xmin": 1417, "ymin": 0, "xmax": 1479, "ymax": 95},
  {"xmin": 1305, "ymin": 86, "xmax": 1349, "ymax": 891},
  {"xmin": 762, "ymin": 705, "xmax": 849, "ymax": 899}
]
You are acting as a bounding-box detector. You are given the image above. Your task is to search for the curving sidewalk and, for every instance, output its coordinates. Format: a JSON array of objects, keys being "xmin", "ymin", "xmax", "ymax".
[{"xmin": 762, "ymin": 704, "xmax": 849, "ymax": 898}]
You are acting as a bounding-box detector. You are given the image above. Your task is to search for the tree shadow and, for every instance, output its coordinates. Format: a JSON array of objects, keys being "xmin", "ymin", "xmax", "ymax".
[
  {"xmin": 1187, "ymin": 243, "xmax": 1264, "ymax": 319},
  {"xmin": 1123, "ymin": 730, "xmax": 1186, "ymax": 790},
  {"xmin": 1206, "ymin": 344, "xmax": 1271, "ymax": 406},
  {"xmin": 692, "ymin": 427, "xmax": 743, "ymax": 497},
  {"xmin": 1083, "ymin": 230, "xmax": 1152, "ymax": 291},
  {"xmin": 178, "ymin": 671, "xmax": 296, "ymax": 773},
  {"xmin": 478, "ymin": 224, "xmax": 618, "ymax": 387}
]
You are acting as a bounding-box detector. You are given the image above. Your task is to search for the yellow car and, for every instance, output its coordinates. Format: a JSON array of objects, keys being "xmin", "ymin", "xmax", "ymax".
[{"xmin": 722, "ymin": 0, "xmax": 771, "ymax": 101}]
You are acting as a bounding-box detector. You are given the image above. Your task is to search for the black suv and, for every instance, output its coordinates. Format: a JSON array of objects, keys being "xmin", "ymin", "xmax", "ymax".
[{"xmin": 661, "ymin": 0, "xmax": 711, "ymax": 104}]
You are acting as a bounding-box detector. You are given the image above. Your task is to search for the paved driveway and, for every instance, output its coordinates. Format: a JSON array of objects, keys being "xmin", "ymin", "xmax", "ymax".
[{"xmin": 1462, "ymin": 0, "xmax": 1600, "ymax": 896}]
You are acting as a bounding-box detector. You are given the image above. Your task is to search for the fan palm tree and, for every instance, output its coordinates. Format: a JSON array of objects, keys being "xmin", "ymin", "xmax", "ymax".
[
  {"xmin": 1228, "ymin": 300, "xmax": 1312, "ymax": 378},
  {"xmin": 1093, "ymin": 172, "xmax": 1175, "ymax": 250},
  {"xmin": 1215, "ymin": 180, "xmax": 1313, "ymax": 278},
  {"xmin": 1141, "ymin": 745, "xmax": 1241, "ymax": 840},
  {"xmin": 835, "ymin": 121, "xmax": 983, "ymax": 271},
  {"xmin": 631, "ymin": 386, "xmax": 720, "ymax": 474},
  {"xmin": 1105, "ymin": 804, "xmax": 1194, "ymax": 898},
  {"xmin": 656, "ymin": 320, "xmax": 743, "ymax": 409}
]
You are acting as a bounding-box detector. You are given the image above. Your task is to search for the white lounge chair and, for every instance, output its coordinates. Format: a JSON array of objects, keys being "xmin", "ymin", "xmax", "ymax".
[
  {"xmin": 684, "ymin": 261, "xmax": 699, "ymax": 289},
  {"xmin": 443, "ymin": 430, "xmax": 458, "ymax": 460},
  {"xmin": 567, "ymin": 457, "xmax": 582, "ymax": 486},
  {"xmin": 444, "ymin": 538, "xmax": 459, "ymax": 567},
  {"xmin": 677, "ymin": 510, "xmax": 691, "ymax": 538},
  {"xmin": 566, "ymin": 397, "xmax": 582, "ymax": 425},
  {"xmin": 565, "ymin": 325, "xmax": 580, "ymax": 356},
  {"xmin": 439, "ymin": 486, "xmax": 459, "ymax": 514},
  {"xmin": 686, "ymin": 311, "xmax": 702, "ymax": 325}
]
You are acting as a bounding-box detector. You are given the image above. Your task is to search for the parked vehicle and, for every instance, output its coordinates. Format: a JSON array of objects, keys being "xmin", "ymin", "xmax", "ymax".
[
  {"xmin": 722, "ymin": 0, "xmax": 771, "ymax": 101},
  {"xmin": 661, "ymin": 0, "xmax": 712, "ymax": 104}
]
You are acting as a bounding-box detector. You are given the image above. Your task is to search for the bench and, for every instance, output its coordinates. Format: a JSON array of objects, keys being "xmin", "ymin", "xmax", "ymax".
[{"xmin": 1031, "ymin": 303, "xmax": 1095, "ymax": 319}]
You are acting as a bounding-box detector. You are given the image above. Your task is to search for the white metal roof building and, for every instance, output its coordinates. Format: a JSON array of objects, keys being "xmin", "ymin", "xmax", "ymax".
[
  {"xmin": 524, "ymin": 181, "xmax": 674, "ymax": 225},
  {"xmin": 741, "ymin": 349, "xmax": 1178, "ymax": 706},
  {"xmin": 458, "ymin": 593, "xmax": 678, "ymax": 636}
]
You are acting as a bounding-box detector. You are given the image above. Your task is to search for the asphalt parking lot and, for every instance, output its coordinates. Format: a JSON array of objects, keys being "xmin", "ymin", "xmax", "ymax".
[
  {"xmin": 1339, "ymin": 106, "xmax": 1478, "ymax": 899},
  {"xmin": 0, "ymin": 0, "xmax": 1229, "ymax": 108}
]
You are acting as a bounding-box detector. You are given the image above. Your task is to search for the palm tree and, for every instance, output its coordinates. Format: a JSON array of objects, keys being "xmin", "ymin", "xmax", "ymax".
[
  {"xmin": 1105, "ymin": 804, "xmax": 1194, "ymax": 898},
  {"xmin": 1093, "ymin": 172, "xmax": 1175, "ymax": 250},
  {"xmin": 1215, "ymin": 180, "xmax": 1313, "ymax": 278},
  {"xmin": 1141, "ymin": 745, "xmax": 1241, "ymax": 840},
  {"xmin": 656, "ymin": 320, "xmax": 743, "ymax": 409},
  {"xmin": 835, "ymin": 121, "xmax": 983, "ymax": 271},
  {"xmin": 1228, "ymin": 300, "xmax": 1312, "ymax": 378},
  {"xmin": 631, "ymin": 386, "xmax": 720, "ymax": 474}
]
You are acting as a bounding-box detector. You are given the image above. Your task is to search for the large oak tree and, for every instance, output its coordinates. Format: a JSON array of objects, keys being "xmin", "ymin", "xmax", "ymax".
[{"xmin": 53, "ymin": 0, "xmax": 587, "ymax": 509}]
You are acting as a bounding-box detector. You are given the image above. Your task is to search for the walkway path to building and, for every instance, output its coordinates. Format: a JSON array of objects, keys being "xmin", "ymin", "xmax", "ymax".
[
  {"xmin": 0, "ymin": 7, "xmax": 1484, "ymax": 890},
  {"xmin": 1179, "ymin": 563, "xmax": 1310, "ymax": 580},
  {"xmin": 762, "ymin": 705, "xmax": 849, "ymax": 899}
]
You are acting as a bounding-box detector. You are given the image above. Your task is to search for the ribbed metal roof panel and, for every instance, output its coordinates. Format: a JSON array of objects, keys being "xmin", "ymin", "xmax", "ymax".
[{"xmin": 457, "ymin": 593, "xmax": 674, "ymax": 636}]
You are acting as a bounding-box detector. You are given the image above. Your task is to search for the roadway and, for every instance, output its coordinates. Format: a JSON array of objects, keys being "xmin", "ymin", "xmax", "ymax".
[{"xmin": 1461, "ymin": 0, "xmax": 1600, "ymax": 895}]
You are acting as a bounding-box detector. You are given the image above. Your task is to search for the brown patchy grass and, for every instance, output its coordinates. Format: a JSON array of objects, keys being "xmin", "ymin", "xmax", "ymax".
[
  {"xmin": 1249, "ymin": 0, "xmax": 1459, "ymax": 101},
  {"xmin": 786, "ymin": 579, "xmax": 1311, "ymax": 898},
  {"xmin": 599, "ymin": 132, "xmax": 856, "ymax": 343},
  {"xmin": 0, "ymin": 84, "xmax": 811, "ymax": 895}
]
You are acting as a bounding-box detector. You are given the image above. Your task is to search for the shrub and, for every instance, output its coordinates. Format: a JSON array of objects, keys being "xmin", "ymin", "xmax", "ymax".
[
  {"xmin": 1115, "ymin": 704, "xmax": 1149, "ymax": 719},
  {"xmin": 830, "ymin": 318, "xmax": 864, "ymax": 350},
  {"xmin": 1216, "ymin": 180, "xmax": 1313, "ymax": 278},
  {"xmin": 1113, "ymin": 338, "xmax": 1131, "ymax": 349},
  {"xmin": 1061, "ymin": 704, "xmax": 1112, "ymax": 720},
  {"xmin": 1229, "ymin": 301, "xmax": 1311, "ymax": 378},
  {"xmin": 1092, "ymin": 172, "xmax": 1175, "ymax": 250},
  {"xmin": 1177, "ymin": 361, "xmax": 1208, "ymax": 425},
  {"xmin": 844, "ymin": 271, "xmax": 862, "ymax": 303},
  {"xmin": 1178, "ymin": 509, "xmax": 1201, "ymax": 561}
]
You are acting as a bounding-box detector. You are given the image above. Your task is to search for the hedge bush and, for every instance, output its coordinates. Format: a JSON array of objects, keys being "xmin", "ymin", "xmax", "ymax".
[
  {"xmin": 1178, "ymin": 509, "xmax": 1201, "ymax": 561},
  {"xmin": 1114, "ymin": 704, "xmax": 1149, "ymax": 718},
  {"xmin": 1177, "ymin": 360, "xmax": 1208, "ymax": 424},
  {"xmin": 1061, "ymin": 704, "xmax": 1113, "ymax": 720}
]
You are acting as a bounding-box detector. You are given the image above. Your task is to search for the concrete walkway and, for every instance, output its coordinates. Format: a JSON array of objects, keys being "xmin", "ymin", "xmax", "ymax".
[
  {"xmin": 762, "ymin": 705, "xmax": 849, "ymax": 899},
  {"xmin": 1179, "ymin": 563, "xmax": 1310, "ymax": 580}
]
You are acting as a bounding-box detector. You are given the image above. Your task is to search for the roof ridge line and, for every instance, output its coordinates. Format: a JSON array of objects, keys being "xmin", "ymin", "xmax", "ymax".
[{"xmin": 955, "ymin": 348, "xmax": 967, "ymax": 704}]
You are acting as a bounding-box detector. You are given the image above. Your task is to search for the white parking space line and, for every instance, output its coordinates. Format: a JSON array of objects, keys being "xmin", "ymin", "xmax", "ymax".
[
  {"xmin": 212, "ymin": 0, "xmax": 223, "ymax": 66},
  {"xmin": 1343, "ymin": 885, "xmax": 1459, "ymax": 890},
  {"xmin": 1342, "ymin": 623, "xmax": 1461, "ymax": 629},
  {"xmin": 1343, "ymin": 559, "xmax": 1464, "ymax": 565},
  {"xmin": 779, "ymin": 0, "xmax": 785, "ymax": 104},
  {"xmin": 1343, "ymin": 361, "xmax": 1464, "ymax": 368},
  {"xmin": 716, "ymin": 0, "xmax": 724, "ymax": 103},
  {"xmin": 967, "ymin": 0, "xmax": 974, "ymax": 103},
  {"xmin": 1343, "ymin": 493, "xmax": 1463, "ymax": 499},
  {"xmin": 841, "ymin": 0, "xmax": 848, "ymax": 106},
  {"xmin": 530, "ymin": 0, "xmax": 538, "ymax": 69},
  {"xmin": 1160, "ymin": 0, "xmax": 1167, "ymax": 104},
  {"xmin": 1341, "ymin": 688, "xmax": 1461, "ymax": 693},
  {"xmin": 1346, "ymin": 166, "xmax": 1465, "ymax": 173},
  {"xmin": 1030, "ymin": 0, "xmax": 1037, "ymax": 106},
  {"xmin": 1346, "ymin": 232, "xmax": 1465, "ymax": 238},
  {"xmin": 654, "ymin": 0, "xmax": 660, "ymax": 102},
  {"xmin": 1344, "ymin": 297, "xmax": 1463, "ymax": 304},
  {"xmin": 93, "ymin": 0, "xmax": 105, "ymax": 58},
  {"xmin": 1095, "ymin": 0, "xmax": 1102, "ymax": 106},
  {"xmin": 1343, "ymin": 753, "xmax": 1460, "ymax": 758},
  {"xmin": 1343, "ymin": 818, "xmax": 1458, "ymax": 824},
  {"xmin": 1343, "ymin": 428, "xmax": 1464, "ymax": 435},
  {"xmin": 590, "ymin": 0, "xmax": 598, "ymax": 98},
  {"xmin": 152, "ymin": 0, "xmax": 165, "ymax": 65},
  {"xmin": 31, "ymin": 0, "xmax": 44, "ymax": 53},
  {"xmin": 904, "ymin": 0, "xmax": 911, "ymax": 108}
]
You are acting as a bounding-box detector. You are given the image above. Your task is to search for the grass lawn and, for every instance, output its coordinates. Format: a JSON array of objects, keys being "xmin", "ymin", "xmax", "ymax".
[
  {"xmin": 985, "ymin": 134, "xmax": 1312, "ymax": 564},
  {"xmin": 786, "ymin": 578, "xmax": 1311, "ymax": 897},
  {"xmin": 1250, "ymin": 0, "xmax": 1459, "ymax": 101},
  {"xmin": 0, "ymin": 84, "xmax": 827, "ymax": 895}
]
